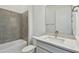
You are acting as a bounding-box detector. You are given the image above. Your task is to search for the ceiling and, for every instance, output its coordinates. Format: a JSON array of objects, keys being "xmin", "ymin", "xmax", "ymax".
[{"xmin": 0, "ymin": 5, "xmax": 28, "ymax": 13}]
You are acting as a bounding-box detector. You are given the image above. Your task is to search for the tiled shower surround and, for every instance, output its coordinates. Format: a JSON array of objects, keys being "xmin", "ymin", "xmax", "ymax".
[
  {"xmin": 0, "ymin": 8, "xmax": 27, "ymax": 44},
  {"xmin": 20, "ymin": 11, "xmax": 28, "ymax": 41}
]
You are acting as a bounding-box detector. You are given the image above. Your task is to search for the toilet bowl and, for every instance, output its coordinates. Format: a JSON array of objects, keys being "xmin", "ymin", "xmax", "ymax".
[{"xmin": 22, "ymin": 45, "xmax": 36, "ymax": 53}]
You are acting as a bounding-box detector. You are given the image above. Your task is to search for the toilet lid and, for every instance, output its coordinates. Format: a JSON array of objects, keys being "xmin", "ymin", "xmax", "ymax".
[{"xmin": 22, "ymin": 45, "xmax": 36, "ymax": 52}]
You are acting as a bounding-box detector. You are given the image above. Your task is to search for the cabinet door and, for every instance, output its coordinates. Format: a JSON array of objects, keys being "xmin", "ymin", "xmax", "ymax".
[
  {"xmin": 37, "ymin": 41, "xmax": 70, "ymax": 53},
  {"xmin": 36, "ymin": 47, "xmax": 49, "ymax": 53},
  {"xmin": 56, "ymin": 6, "xmax": 72, "ymax": 35}
]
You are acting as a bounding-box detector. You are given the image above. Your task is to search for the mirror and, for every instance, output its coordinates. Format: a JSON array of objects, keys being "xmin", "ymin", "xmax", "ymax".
[{"xmin": 45, "ymin": 5, "xmax": 75, "ymax": 39}]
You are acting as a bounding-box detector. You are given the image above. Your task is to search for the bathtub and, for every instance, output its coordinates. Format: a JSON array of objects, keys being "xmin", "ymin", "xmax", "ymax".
[{"xmin": 0, "ymin": 39, "xmax": 27, "ymax": 53}]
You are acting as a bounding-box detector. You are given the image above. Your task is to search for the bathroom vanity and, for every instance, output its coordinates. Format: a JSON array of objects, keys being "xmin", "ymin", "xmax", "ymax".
[
  {"xmin": 33, "ymin": 35, "xmax": 79, "ymax": 53},
  {"xmin": 31, "ymin": 5, "xmax": 79, "ymax": 53}
]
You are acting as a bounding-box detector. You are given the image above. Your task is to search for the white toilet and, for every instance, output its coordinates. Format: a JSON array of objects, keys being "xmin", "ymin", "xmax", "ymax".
[{"xmin": 22, "ymin": 45, "xmax": 36, "ymax": 53}]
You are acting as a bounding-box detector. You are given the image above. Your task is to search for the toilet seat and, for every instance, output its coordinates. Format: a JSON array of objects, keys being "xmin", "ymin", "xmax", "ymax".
[{"xmin": 22, "ymin": 45, "xmax": 36, "ymax": 53}]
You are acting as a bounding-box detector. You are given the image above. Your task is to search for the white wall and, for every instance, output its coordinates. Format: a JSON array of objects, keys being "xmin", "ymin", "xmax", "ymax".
[
  {"xmin": 32, "ymin": 5, "xmax": 46, "ymax": 36},
  {"xmin": 27, "ymin": 5, "xmax": 46, "ymax": 44},
  {"xmin": 0, "ymin": 5, "xmax": 28, "ymax": 13}
]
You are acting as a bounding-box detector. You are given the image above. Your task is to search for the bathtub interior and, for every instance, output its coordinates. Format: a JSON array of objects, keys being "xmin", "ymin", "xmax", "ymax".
[{"xmin": 0, "ymin": 39, "xmax": 27, "ymax": 53}]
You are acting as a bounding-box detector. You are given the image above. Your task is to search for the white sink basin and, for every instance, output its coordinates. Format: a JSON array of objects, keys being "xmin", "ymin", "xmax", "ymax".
[
  {"xmin": 40, "ymin": 35, "xmax": 55, "ymax": 39},
  {"xmin": 40, "ymin": 35, "xmax": 77, "ymax": 45},
  {"xmin": 40, "ymin": 35, "xmax": 65, "ymax": 43}
]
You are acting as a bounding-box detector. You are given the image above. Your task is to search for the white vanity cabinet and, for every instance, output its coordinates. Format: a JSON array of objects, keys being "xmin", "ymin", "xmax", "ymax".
[
  {"xmin": 33, "ymin": 36, "xmax": 79, "ymax": 53},
  {"xmin": 36, "ymin": 40, "xmax": 71, "ymax": 53}
]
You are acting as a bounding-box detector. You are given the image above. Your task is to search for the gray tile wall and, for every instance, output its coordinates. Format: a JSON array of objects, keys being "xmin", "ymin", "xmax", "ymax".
[
  {"xmin": 20, "ymin": 11, "xmax": 28, "ymax": 41},
  {"xmin": 0, "ymin": 8, "xmax": 22, "ymax": 44}
]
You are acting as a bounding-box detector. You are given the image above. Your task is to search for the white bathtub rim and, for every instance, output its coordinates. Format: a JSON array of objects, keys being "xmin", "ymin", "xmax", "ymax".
[{"xmin": 0, "ymin": 39, "xmax": 27, "ymax": 50}]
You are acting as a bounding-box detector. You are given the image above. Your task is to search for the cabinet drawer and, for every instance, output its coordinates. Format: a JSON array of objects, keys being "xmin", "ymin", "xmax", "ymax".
[
  {"xmin": 36, "ymin": 47, "xmax": 49, "ymax": 53},
  {"xmin": 37, "ymin": 41, "xmax": 70, "ymax": 53}
]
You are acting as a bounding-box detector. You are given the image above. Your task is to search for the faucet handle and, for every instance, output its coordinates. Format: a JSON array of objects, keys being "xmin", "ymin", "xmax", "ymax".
[{"xmin": 55, "ymin": 31, "xmax": 59, "ymax": 34}]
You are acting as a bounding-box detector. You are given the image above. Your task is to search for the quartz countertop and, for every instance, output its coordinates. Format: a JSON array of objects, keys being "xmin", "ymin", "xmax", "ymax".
[{"xmin": 33, "ymin": 35, "xmax": 79, "ymax": 52}]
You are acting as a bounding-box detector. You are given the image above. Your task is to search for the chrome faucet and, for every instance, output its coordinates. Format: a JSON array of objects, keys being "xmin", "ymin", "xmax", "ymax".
[{"xmin": 55, "ymin": 31, "xmax": 59, "ymax": 38}]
